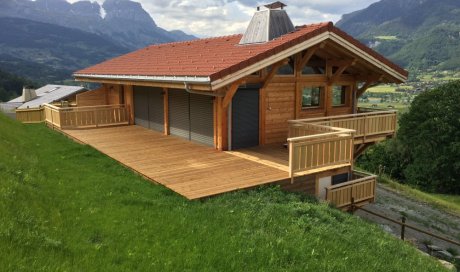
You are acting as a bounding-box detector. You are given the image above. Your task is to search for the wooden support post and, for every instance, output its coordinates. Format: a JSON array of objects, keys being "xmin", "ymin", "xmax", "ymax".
[
  {"xmin": 123, "ymin": 85, "xmax": 134, "ymax": 125},
  {"xmin": 163, "ymin": 88, "xmax": 169, "ymax": 135},
  {"xmin": 259, "ymin": 87, "xmax": 266, "ymax": 145},
  {"xmin": 216, "ymin": 97, "xmax": 228, "ymax": 151},
  {"xmin": 401, "ymin": 216, "xmax": 406, "ymax": 241}
]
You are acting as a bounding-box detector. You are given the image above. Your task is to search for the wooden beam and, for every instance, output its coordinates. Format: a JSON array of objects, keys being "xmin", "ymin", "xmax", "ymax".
[
  {"xmin": 259, "ymin": 88, "xmax": 266, "ymax": 145},
  {"xmin": 328, "ymin": 59, "xmax": 356, "ymax": 85},
  {"xmin": 356, "ymin": 75, "xmax": 383, "ymax": 97},
  {"xmin": 163, "ymin": 88, "xmax": 169, "ymax": 135},
  {"xmin": 261, "ymin": 59, "xmax": 286, "ymax": 89},
  {"xmin": 222, "ymin": 80, "xmax": 242, "ymax": 109},
  {"xmin": 123, "ymin": 85, "xmax": 134, "ymax": 124},
  {"xmin": 297, "ymin": 43, "xmax": 324, "ymax": 71}
]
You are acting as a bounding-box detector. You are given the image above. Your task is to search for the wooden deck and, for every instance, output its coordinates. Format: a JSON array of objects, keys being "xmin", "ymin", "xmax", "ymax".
[{"xmin": 61, "ymin": 126, "xmax": 289, "ymax": 199}]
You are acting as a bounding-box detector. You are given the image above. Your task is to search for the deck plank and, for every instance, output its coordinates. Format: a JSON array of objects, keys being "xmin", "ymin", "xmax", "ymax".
[{"xmin": 61, "ymin": 126, "xmax": 289, "ymax": 199}]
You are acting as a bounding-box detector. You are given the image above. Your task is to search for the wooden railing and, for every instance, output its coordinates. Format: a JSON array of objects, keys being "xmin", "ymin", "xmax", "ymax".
[
  {"xmin": 326, "ymin": 171, "xmax": 377, "ymax": 209},
  {"xmin": 293, "ymin": 110, "xmax": 397, "ymax": 144},
  {"xmin": 44, "ymin": 104, "xmax": 129, "ymax": 129},
  {"xmin": 287, "ymin": 123, "xmax": 355, "ymax": 180},
  {"xmin": 16, "ymin": 108, "xmax": 45, "ymax": 123}
]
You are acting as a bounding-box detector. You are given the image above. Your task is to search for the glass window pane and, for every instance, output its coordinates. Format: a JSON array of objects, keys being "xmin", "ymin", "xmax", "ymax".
[
  {"xmin": 302, "ymin": 87, "xmax": 321, "ymax": 108},
  {"xmin": 332, "ymin": 86, "xmax": 347, "ymax": 106}
]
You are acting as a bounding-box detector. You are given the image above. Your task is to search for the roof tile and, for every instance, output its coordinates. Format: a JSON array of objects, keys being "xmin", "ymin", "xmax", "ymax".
[{"xmin": 75, "ymin": 22, "xmax": 408, "ymax": 82}]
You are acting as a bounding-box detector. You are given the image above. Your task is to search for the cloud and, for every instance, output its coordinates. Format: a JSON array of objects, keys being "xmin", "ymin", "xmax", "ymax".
[{"xmin": 67, "ymin": 0, "xmax": 380, "ymax": 37}]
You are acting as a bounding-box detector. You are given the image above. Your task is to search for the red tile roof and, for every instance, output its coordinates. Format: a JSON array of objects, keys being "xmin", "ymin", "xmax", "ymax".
[{"xmin": 75, "ymin": 22, "xmax": 408, "ymax": 82}]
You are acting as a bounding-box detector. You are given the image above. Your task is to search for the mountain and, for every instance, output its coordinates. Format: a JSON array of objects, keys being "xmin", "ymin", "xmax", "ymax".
[
  {"xmin": 336, "ymin": 0, "xmax": 460, "ymax": 71},
  {"xmin": 0, "ymin": 17, "xmax": 129, "ymax": 83},
  {"xmin": 0, "ymin": 0, "xmax": 196, "ymax": 50}
]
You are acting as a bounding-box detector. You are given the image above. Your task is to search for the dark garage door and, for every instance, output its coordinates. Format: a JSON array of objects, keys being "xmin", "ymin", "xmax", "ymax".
[
  {"xmin": 232, "ymin": 87, "xmax": 259, "ymax": 150},
  {"xmin": 168, "ymin": 90, "xmax": 214, "ymax": 146},
  {"xmin": 133, "ymin": 86, "xmax": 164, "ymax": 132}
]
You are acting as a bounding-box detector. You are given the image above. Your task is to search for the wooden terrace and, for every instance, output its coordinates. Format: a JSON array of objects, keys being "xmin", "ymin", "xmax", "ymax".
[{"xmin": 45, "ymin": 103, "xmax": 388, "ymax": 203}]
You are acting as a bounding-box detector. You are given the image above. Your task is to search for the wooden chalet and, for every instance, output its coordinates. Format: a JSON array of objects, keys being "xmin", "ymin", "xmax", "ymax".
[{"xmin": 44, "ymin": 3, "xmax": 408, "ymax": 208}]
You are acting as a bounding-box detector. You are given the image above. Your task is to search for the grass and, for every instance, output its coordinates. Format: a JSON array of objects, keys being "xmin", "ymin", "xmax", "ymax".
[
  {"xmin": 0, "ymin": 113, "xmax": 448, "ymax": 271},
  {"xmin": 377, "ymin": 175, "xmax": 460, "ymax": 216},
  {"xmin": 367, "ymin": 85, "xmax": 397, "ymax": 93}
]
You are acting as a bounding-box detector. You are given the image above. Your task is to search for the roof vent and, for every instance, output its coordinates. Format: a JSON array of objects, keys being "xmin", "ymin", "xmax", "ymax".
[
  {"xmin": 21, "ymin": 86, "xmax": 37, "ymax": 103},
  {"xmin": 239, "ymin": 1, "xmax": 294, "ymax": 45}
]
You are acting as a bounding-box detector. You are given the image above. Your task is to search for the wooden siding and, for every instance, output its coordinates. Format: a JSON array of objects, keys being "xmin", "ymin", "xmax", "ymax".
[
  {"xmin": 264, "ymin": 82, "xmax": 295, "ymax": 144},
  {"xmin": 15, "ymin": 108, "xmax": 44, "ymax": 123},
  {"xmin": 76, "ymin": 87, "xmax": 107, "ymax": 106}
]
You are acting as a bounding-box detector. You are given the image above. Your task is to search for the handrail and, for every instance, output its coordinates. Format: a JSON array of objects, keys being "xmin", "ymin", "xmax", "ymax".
[
  {"xmin": 287, "ymin": 130, "xmax": 354, "ymax": 143},
  {"xmin": 327, "ymin": 174, "xmax": 377, "ymax": 190},
  {"xmin": 43, "ymin": 103, "xmax": 129, "ymax": 129},
  {"xmin": 292, "ymin": 110, "xmax": 397, "ymax": 123}
]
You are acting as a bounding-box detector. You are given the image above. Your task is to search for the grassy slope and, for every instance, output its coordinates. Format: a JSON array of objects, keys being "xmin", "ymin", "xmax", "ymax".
[
  {"xmin": 378, "ymin": 175, "xmax": 460, "ymax": 216},
  {"xmin": 0, "ymin": 114, "xmax": 446, "ymax": 271}
]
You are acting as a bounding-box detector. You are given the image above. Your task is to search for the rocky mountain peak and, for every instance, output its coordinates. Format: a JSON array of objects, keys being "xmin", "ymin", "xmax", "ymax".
[{"xmin": 103, "ymin": 0, "xmax": 157, "ymax": 27}]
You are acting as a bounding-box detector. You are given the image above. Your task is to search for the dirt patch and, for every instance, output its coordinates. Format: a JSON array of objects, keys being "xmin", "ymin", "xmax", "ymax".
[{"xmin": 355, "ymin": 184, "xmax": 460, "ymax": 256}]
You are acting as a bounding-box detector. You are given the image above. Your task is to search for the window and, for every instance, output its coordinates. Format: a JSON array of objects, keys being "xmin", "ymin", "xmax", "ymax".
[
  {"xmin": 276, "ymin": 63, "xmax": 295, "ymax": 75},
  {"xmin": 302, "ymin": 55, "xmax": 325, "ymax": 75},
  {"xmin": 302, "ymin": 86, "xmax": 322, "ymax": 108},
  {"xmin": 332, "ymin": 85, "xmax": 348, "ymax": 106}
]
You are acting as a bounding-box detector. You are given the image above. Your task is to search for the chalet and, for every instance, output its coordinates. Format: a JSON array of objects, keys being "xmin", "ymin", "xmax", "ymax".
[
  {"xmin": 44, "ymin": 3, "xmax": 407, "ymax": 208},
  {"xmin": 3, "ymin": 85, "xmax": 87, "ymax": 123}
]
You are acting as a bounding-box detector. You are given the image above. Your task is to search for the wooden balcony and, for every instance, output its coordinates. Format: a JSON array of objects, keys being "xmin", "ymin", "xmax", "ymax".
[
  {"xmin": 326, "ymin": 171, "xmax": 377, "ymax": 210},
  {"xmin": 44, "ymin": 104, "xmax": 129, "ymax": 129},
  {"xmin": 293, "ymin": 109, "xmax": 397, "ymax": 145},
  {"xmin": 287, "ymin": 123, "xmax": 355, "ymax": 180}
]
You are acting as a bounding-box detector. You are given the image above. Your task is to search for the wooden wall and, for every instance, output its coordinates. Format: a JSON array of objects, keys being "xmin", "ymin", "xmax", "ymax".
[
  {"xmin": 263, "ymin": 76, "xmax": 356, "ymax": 144},
  {"xmin": 278, "ymin": 175, "xmax": 316, "ymax": 195},
  {"xmin": 76, "ymin": 87, "xmax": 107, "ymax": 106},
  {"xmin": 264, "ymin": 82, "xmax": 296, "ymax": 144}
]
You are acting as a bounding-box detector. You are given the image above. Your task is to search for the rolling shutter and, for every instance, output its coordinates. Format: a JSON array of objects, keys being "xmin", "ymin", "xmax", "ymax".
[
  {"xmin": 147, "ymin": 87, "xmax": 164, "ymax": 132},
  {"xmin": 133, "ymin": 86, "xmax": 149, "ymax": 128},
  {"xmin": 190, "ymin": 94, "xmax": 214, "ymax": 146},
  {"xmin": 168, "ymin": 89, "xmax": 190, "ymax": 140},
  {"xmin": 232, "ymin": 87, "xmax": 259, "ymax": 150},
  {"xmin": 133, "ymin": 86, "xmax": 164, "ymax": 132}
]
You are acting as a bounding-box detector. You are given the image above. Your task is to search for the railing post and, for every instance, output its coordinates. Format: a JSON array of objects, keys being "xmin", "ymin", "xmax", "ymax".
[
  {"xmin": 288, "ymin": 141, "xmax": 294, "ymax": 184},
  {"xmin": 401, "ymin": 216, "xmax": 406, "ymax": 241},
  {"xmin": 350, "ymin": 197, "xmax": 355, "ymax": 214}
]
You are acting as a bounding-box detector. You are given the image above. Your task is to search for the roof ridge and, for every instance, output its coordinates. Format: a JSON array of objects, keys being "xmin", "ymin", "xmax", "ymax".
[{"xmin": 147, "ymin": 34, "xmax": 243, "ymax": 49}]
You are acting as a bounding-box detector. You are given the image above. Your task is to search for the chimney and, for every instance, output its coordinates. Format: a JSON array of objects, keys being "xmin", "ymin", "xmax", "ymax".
[
  {"xmin": 239, "ymin": 1, "xmax": 294, "ymax": 45},
  {"xmin": 21, "ymin": 86, "xmax": 37, "ymax": 103}
]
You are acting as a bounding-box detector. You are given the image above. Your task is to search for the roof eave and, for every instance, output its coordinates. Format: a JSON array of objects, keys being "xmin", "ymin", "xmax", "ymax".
[{"xmin": 73, "ymin": 73, "xmax": 212, "ymax": 86}]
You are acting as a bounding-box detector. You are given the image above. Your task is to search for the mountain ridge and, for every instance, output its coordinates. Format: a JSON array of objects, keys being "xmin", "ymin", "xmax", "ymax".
[
  {"xmin": 336, "ymin": 0, "xmax": 460, "ymax": 71},
  {"xmin": 0, "ymin": 0, "xmax": 196, "ymax": 50}
]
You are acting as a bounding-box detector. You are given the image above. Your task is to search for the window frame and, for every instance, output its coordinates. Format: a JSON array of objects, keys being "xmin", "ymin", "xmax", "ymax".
[
  {"xmin": 300, "ymin": 85, "xmax": 325, "ymax": 110},
  {"xmin": 331, "ymin": 85, "xmax": 351, "ymax": 107}
]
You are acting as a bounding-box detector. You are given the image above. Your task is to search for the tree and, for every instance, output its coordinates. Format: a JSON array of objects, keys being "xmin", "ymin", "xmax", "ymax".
[{"xmin": 397, "ymin": 81, "xmax": 460, "ymax": 193}]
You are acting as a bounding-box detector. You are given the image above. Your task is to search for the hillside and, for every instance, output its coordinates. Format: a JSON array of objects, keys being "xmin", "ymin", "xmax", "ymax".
[
  {"xmin": 0, "ymin": 69, "xmax": 36, "ymax": 102},
  {"xmin": 0, "ymin": 113, "xmax": 447, "ymax": 271},
  {"xmin": 0, "ymin": 17, "xmax": 129, "ymax": 84},
  {"xmin": 336, "ymin": 0, "xmax": 460, "ymax": 71}
]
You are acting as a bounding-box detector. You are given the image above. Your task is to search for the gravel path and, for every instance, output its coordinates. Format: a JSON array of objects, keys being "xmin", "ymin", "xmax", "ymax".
[{"xmin": 355, "ymin": 184, "xmax": 460, "ymax": 255}]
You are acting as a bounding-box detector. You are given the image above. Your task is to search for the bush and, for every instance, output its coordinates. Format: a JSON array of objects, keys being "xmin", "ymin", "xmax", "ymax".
[{"xmin": 359, "ymin": 80, "xmax": 460, "ymax": 193}]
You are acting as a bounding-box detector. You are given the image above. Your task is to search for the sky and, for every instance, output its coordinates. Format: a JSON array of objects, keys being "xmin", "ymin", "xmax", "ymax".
[{"xmin": 67, "ymin": 0, "xmax": 380, "ymax": 37}]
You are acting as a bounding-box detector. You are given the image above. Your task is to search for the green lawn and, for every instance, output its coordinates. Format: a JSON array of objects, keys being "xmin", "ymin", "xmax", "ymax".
[{"xmin": 0, "ymin": 113, "xmax": 447, "ymax": 271}]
